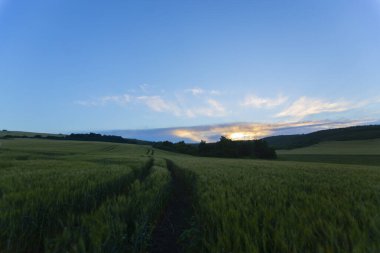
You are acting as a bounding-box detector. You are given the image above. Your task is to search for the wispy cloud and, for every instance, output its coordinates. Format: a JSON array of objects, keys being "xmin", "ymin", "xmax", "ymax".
[
  {"xmin": 75, "ymin": 85, "xmax": 380, "ymax": 122},
  {"xmin": 76, "ymin": 88, "xmax": 227, "ymax": 118},
  {"xmin": 207, "ymin": 99, "xmax": 225, "ymax": 114},
  {"xmin": 139, "ymin": 83, "xmax": 150, "ymax": 93},
  {"xmin": 210, "ymin": 90, "xmax": 221, "ymax": 95},
  {"xmin": 137, "ymin": 96, "xmax": 181, "ymax": 116},
  {"xmin": 185, "ymin": 99, "xmax": 226, "ymax": 118},
  {"xmin": 241, "ymin": 94, "xmax": 287, "ymax": 108},
  {"xmin": 185, "ymin": 88, "xmax": 204, "ymax": 96},
  {"xmin": 75, "ymin": 94, "xmax": 131, "ymax": 107},
  {"xmin": 185, "ymin": 87, "xmax": 221, "ymax": 96},
  {"xmin": 276, "ymin": 97, "xmax": 352, "ymax": 119},
  {"xmin": 102, "ymin": 95, "xmax": 131, "ymax": 105},
  {"xmin": 136, "ymin": 96, "xmax": 226, "ymax": 118}
]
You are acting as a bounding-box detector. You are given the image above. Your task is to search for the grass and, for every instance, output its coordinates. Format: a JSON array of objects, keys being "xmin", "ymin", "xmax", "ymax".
[
  {"xmin": 160, "ymin": 152, "xmax": 380, "ymax": 252},
  {"xmin": 46, "ymin": 159, "xmax": 171, "ymax": 253},
  {"xmin": 0, "ymin": 139, "xmax": 169, "ymax": 253},
  {"xmin": 2, "ymin": 138, "xmax": 380, "ymax": 252}
]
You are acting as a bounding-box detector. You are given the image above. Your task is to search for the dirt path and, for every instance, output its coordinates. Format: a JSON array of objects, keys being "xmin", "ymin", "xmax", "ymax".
[{"xmin": 150, "ymin": 161, "xmax": 193, "ymax": 253}]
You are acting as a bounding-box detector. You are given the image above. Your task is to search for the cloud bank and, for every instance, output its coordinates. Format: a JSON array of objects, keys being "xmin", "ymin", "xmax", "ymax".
[{"xmin": 100, "ymin": 119, "xmax": 374, "ymax": 143}]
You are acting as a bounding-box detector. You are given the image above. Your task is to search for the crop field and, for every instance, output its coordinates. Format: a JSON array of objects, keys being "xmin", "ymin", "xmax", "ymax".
[
  {"xmin": 163, "ymin": 154, "xmax": 380, "ymax": 252},
  {"xmin": 0, "ymin": 139, "xmax": 170, "ymax": 253},
  {"xmin": 1, "ymin": 138, "xmax": 380, "ymax": 252},
  {"xmin": 277, "ymin": 139, "xmax": 380, "ymax": 166}
]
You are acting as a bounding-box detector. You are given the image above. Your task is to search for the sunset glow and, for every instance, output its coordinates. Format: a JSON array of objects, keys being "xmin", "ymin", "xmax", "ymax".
[{"xmin": 165, "ymin": 120, "xmax": 374, "ymax": 143}]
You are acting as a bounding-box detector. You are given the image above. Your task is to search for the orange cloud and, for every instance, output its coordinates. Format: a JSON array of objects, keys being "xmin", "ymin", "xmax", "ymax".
[
  {"xmin": 170, "ymin": 120, "xmax": 372, "ymax": 142},
  {"xmin": 172, "ymin": 123, "xmax": 274, "ymax": 142}
]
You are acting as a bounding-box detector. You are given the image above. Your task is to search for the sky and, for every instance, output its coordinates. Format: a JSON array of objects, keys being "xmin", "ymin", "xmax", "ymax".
[{"xmin": 1, "ymin": 0, "xmax": 380, "ymax": 141}]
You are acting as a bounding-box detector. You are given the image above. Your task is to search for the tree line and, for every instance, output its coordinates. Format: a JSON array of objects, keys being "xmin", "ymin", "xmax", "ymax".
[
  {"xmin": 0, "ymin": 133, "xmax": 152, "ymax": 145},
  {"xmin": 153, "ymin": 136, "xmax": 277, "ymax": 159}
]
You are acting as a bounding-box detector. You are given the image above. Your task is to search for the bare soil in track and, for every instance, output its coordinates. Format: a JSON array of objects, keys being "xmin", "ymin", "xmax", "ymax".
[{"xmin": 150, "ymin": 162, "xmax": 193, "ymax": 253}]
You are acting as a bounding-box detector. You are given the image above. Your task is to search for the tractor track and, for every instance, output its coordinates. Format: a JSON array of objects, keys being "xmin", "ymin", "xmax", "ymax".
[{"xmin": 150, "ymin": 160, "xmax": 194, "ymax": 253}]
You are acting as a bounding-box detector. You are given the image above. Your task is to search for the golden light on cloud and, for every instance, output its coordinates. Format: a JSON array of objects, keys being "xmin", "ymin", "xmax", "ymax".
[
  {"xmin": 171, "ymin": 129, "xmax": 208, "ymax": 142},
  {"xmin": 169, "ymin": 120, "xmax": 373, "ymax": 142},
  {"xmin": 229, "ymin": 132, "xmax": 246, "ymax": 140},
  {"xmin": 227, "ymin": 131, "xmax": 267, "ymax": 140},
  {"xmin": 171, "ymin": 123, "xmax": 274, "ymax": 142},
  {"xmin": 211, "ymin": 125, "xmax": 273, "ymax": 141}
]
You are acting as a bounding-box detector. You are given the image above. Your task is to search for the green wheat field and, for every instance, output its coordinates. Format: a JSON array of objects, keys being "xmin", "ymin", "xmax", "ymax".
[{"xmin": 1, "ymin": 138, "xmax": 380, "ymax": 252}]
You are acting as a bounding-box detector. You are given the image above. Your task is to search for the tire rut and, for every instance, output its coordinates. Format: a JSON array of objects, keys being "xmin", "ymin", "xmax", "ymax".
[{"xmin": 149, "ymin": 160, "xmax": 193, "ymax": 253}]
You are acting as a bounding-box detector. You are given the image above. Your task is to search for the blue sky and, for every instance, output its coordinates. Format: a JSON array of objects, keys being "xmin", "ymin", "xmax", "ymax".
[{"xmin": 1, "ymin": 0, "xmax": 380, "ymax": 141}]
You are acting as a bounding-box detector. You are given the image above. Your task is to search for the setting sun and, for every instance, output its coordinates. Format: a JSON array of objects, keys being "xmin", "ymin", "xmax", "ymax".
[{"xmin": 228, "ymin": 132, "xmax": 251, "ymax": 140}]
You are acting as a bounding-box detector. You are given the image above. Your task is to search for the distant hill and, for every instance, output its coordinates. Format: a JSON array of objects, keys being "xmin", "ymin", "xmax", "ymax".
[
  {"xmin": 0, "ymin": 130, "xmax": 64, "ymax": 138},
  {"xmin": 263, "ymin": 125, "xmax": 380, "ymax": 150},
  {"xmin": 0, "ymin": 131, "xmax": 153, "ymax": 145}
]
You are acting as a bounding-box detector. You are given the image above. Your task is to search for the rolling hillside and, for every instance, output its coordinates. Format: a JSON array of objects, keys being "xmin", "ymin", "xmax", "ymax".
[
  {"xmin": 277, "ymin": 138, "xmax": 380, "ymax": 166},
  {"xmin": 278, "ymin": 138, "xmax": 380, "ymax": 155},
  {"xmin": 264, "ymin": 125, "xmax": 380, "ymax": 150}
]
